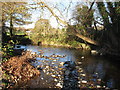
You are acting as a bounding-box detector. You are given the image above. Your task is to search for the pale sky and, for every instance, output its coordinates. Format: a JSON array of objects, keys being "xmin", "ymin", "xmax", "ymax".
[
  {"xmin": 22, "ymin": 0, "xmax": 103, "ymax": 29},
  {"xmin": 3, "ymin": 0, "xmax": 117, "ymax": 29},
  {"xmin": 23, "ymin": 0, "xmax": 83, "ymax": 29}
]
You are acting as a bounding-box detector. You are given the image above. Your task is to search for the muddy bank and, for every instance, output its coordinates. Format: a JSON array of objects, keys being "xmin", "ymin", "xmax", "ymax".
[{"xmin": 2, "ymin": 51, "xmax": 40, "ymax": 88}]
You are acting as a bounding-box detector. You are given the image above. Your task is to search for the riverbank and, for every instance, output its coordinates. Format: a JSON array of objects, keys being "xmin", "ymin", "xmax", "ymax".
[
  {"xmin": 2, "ymin": 51, "xmax": 40, "ymax": 89},
  {"xmin": 1, "ymin": 45, "xmax": 120, "ymax": 89},
  {"xmin": 35, "ymin": 40, "xmax": 91, "ymax": 50}
]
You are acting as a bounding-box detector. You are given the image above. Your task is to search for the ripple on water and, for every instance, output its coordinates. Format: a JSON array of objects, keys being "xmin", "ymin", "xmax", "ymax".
[{"xmin": 22, "ymin": 45, "xmax": 120, "ymax": 89}]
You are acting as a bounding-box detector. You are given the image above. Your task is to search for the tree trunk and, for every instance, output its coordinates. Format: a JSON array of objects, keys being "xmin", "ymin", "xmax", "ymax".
[
  {"xmin": 39, "ymin": 2, "xmax": 99, "ymax": 46},
  {"xmin": 75, "ymin": 32, "xmax": 98, "ymax": 45},
  {"xmin": 96, "ymin": 2, "xmax": 120, "ymax": 56},
  {"xmin": 2, "ymin": 12, "xmax": 5, "ymax": 36},
  {"xmin": 10, "ymin": 15, "xmax": 13, "ymax": 37},
  {"xmin": 69, "ymin": 27, "xmax": 99, "ymax": 45}
]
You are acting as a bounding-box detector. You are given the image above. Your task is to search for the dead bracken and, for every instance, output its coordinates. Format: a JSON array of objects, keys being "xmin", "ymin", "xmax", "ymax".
[{"xmin": 2, "ymin": 51, "xmax": 40, "ymax": 88}]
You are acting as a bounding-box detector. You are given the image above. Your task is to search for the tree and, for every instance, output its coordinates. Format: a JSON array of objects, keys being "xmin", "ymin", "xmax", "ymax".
[
  {"xmin": 36, "ymin": 1, "xmax": 98, "ymax": 45},
  {"xmin": 96, "ymin": 1, "xmax": 120, "ymax": 55},
  {"xmin": 73, "ymin": 5, "xmax": 94, "ymax": 28},
  {"xmin": 34, "ymin": 19, "xmax": 50, "ymax": 36},
  {"xmin": 37, "ymin": 1, "xmax": 120, "ymax": 55},
  {"xmin": 1, "ymin": 2, "xmax": 32, "ymax": 37},
  {"xmin": 71, "ymin": 5, "xmax": 96, "ymax": 42},
  {"xmin": 30, "ymin": 19, "xmax": 51, "ymax": 44}
]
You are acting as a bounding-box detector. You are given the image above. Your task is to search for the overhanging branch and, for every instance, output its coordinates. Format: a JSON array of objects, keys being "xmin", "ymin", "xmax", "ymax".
[{"xmin": 38, "ymin": 2, "xmax": 99, "ymax": 46}]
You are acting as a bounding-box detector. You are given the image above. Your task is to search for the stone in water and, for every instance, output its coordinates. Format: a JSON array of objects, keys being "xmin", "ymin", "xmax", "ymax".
[
  {"xmin": 81, "ymin": 80, "xmax": 87, "ymax": 83},
  {"xmin": 56, "ymin": 83, "xmax": 63, "ymax": 88}
]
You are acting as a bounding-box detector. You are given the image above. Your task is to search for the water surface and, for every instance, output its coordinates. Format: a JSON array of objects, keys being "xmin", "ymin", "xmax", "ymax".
[{"xmin": 21, "ymin": 45, "xmax": 120, "ymax": 89}]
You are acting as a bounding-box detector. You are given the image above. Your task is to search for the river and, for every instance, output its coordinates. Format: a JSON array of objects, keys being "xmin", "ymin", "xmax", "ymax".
[{"xmin": 17, "ymin": 45, "xmax": 120, "ymax": 89}]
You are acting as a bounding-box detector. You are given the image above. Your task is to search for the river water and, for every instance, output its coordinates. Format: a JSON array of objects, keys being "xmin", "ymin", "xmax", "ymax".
[{"xmin": 19, "ymin": 45, "xmax": 120, "ymax": 89}]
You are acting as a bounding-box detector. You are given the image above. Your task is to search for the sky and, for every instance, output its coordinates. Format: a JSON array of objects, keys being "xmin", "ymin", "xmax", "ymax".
[
  {"xmin": 22, "ymin": 0, "xmax": 105, "ymax": 29},
  {"xmin": 22, "ymin": 0, "xmax": 84, "ymax": 29},
  {"xmin": 3, "ymin": 0, "xmax": 118, "ymax": 29}
]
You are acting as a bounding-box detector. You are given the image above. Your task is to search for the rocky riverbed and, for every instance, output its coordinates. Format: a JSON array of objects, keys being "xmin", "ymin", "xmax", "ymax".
[{"xmin": 1, "ymin": 46, "xmax": 120, "ymax": 89}]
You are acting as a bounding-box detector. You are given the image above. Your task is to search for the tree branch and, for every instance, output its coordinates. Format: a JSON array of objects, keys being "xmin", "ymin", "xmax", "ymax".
[{"xmin": 37, "ymin": 1, "xmax": 99, "ymax": 46}]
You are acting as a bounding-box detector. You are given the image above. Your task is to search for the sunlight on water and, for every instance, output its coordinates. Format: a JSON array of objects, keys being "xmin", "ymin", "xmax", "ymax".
[{"xmin": 17, "ymin": 45, "xmax": 120, "ymax": 89}]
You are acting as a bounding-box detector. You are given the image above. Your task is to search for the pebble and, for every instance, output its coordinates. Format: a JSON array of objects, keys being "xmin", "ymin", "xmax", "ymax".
[
  {"xmin": 46, "ymin": 72, "xmax": 49, "ymax": 75},
  {"xmin": 58, "ymin": 74, "xmax": 61, "ymax": 77},
  {"xmin": 81, "ymin": 56, "xmax": 84, "ymax": 59},
  {"xmin": 80, "ymin": 74, "xmax": 86, "ymax": 77},
  {"xmin": 105, "ymin": 87, "xmax": 110, "ymax": 89},
  {"xmin": 65, "ymin": 77, "xmax": 69, "ymax": 80},
  {"xmin": 54, "ymin": 79, "xmax": 58, "ymax": 82},
  {"xmin": 51, "ymin": 62, "xmax": 55, "ymax": 65},
  {"xmin": 43, "ymin": 69, "xmax": 46, "ymax": 73},
  {"xmin": 9, "ymin": 70, "xmax": 12, "ymax": 73},
  {"xmin": 97, "ymin": 79, "xmax": 101, "ymax": 81},
  {"xmin": 95, "ymin": 73, "xmax": 98, "ymax": 74},
  {"xmin": 65, "ymin": 70, "xmax": 70, "ymax": 76},
  {"xmin": 30, "ymin": 73, "xmax": 33, "ymax": 77},
  {"xmin": 91, "ymin": 50, "xmax": 99, "ymax": 55},
  {"xmin": 81, "ymin": 80, "xmax": 87, "ymax": 83},
  {"xmin": 78, "ymin": 68, "xmax": 82, "ymax": 70},
  {"xmin": 78, "ymin": 62, "xmax": 82, "ymax": 64},
  {"xmin": 56, "ymin": 83, "xmax": 63, "ymax": 88},
  {"xmin": 78, "ymin": 69, "xmax": 83, "ymax": 73},
  {"xmin": 53, "ymin": 60, "xmax": 57, "ymax": 62},
  {"xmin": 75, "ymin": 66, "xmax": 79, "ymax": 69},
  {"xmin": 55, "ymin": 66, "xmax": 58, "ymax": 68},
  {"xmin": 19, "ymin": 75, "xmax": 22, "ymax": 79},
  {"xmin": 41, "ymin": 77, "xmax": 44, "ymax": 80},
  {"xmin": 58, "ymin": 68, "xmax": 63, "ymax": 70},
  {"xmin": 46, "ymin": 66, "xmax": 49, "ymax": 68},
  {"xmin": 77, "ymin": 77, "xmax": 81, "ymax": 80},
  {"xmin": 59, "ymin": 62, "xmax": 64, "ymax": 66},
  {"xmin": 97, "ymin": 85, "xmax": 101, "ymax": 88},
  {"xmin": 78, "ymin": 81, "xmax": 81, "ymax": 83},
  {"xmin": 51, "ymin": 75, "xmax": 56, "ymax": 78},
  {"xmin": 103, "ymin": 86, "xmax": 106, "ymax": 88},
  {"xmin": 55, "ymin": 76, "xmax": 59, "ymax": 79}
]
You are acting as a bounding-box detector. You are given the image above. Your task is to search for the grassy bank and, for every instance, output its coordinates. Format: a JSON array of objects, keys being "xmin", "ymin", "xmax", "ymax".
[
  {"xmin": 39, "ymin": 40, "xmax": 90, "ymax": 50},
  {"xmin": 30, "ymin": 27, "xmax": 91, "ymax": 50}
]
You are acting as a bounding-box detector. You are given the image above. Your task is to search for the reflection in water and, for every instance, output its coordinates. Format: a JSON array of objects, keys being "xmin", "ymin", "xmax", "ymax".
[
  {"xmin": 81, "ymin": 56, "xmax": 120, "ymax": 89},
  {"xmin": 20, "ymin": 45, "xmax": 120, "ymax": 89},
  {"xmin": 62, "ymin": 61, "xmax": 79, "ymax": 90}
]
